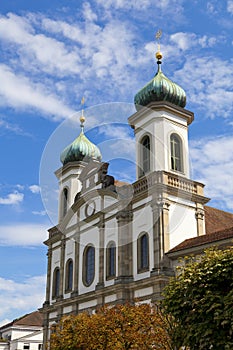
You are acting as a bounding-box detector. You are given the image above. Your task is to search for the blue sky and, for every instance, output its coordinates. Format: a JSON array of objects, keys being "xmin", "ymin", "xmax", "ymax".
[{"xmin": 0, "ymin": 0, "xmax": 233, "ymax": 325}]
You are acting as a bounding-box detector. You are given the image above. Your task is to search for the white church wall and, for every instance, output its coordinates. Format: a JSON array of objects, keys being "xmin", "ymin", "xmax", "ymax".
[
  {"xmin": 48, "ymin": 311, "xmax": 57, "ymax": 319},
  {"xmin": 163, "ymin": 116, "xmax": 189, "ymax": 177},
  {"xmin": 10, "ymin": 329, "xmax": 35, "ymax": 341},
  {"xmin": 105, "ymin": 219, "xmax": 118, "ymax": 242},
  {"xmin": 79, "ymin": 299, "xmax": 97, "ymax": 311},
  {"xmin": 133, "ymin": 109, "xmax": 189, "ymax": 178},
  {"xmin": 169, "ymin": 198, "xmax": 197, "ymax": 249},
  {"xmin": 104, "ymin": 195, "xmax": 118, "ymax": 213},
  {"xmin": 0, "ymin": 342, "xmax": 8, "ymax": 350},
  {"xmin": 65, "ymin": 238, "xmax": 75, "ymax": 257},
  {"xmin": 104, "ymin": 294, "xmax": 117, "ymax": 303},
  {"xmin": 134, "ymin": 286, "xmax": 153, "ymax": 298},
  {"xmin": 66, "ymin": 214, "xmax": 77, "ymax": 228},
  {"xmin": 51, "ymin": 248, "xmax": 60, "ymax": 268},
  {"xmin": 57, "ymin": 167, "xmax": 83, "ymax": 221},
  {"xmin": 63, "ymin": 306, "xmax": 73, "ymax": 314},
  {"xmin": 79, "ymin": 197, "xmax": 101, "ymax": 221}
]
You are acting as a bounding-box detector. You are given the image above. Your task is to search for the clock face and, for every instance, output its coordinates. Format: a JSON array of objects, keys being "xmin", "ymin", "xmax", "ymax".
[{"xmin": 85, "ymin": 200, "xmax": 96, "ymax": 217}]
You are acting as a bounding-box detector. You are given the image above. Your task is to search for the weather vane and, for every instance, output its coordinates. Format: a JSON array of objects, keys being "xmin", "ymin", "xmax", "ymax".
[
  {"xmin": 155, "ymin": 29, "xmax": 163, "ymax": 62},
  {"xmin": 155, "ymin": 29, "xmax": 162, "ymax": 51},
  {"xmin": 80, "ymin": 96, "xmax": 86, "ymax": 130}
]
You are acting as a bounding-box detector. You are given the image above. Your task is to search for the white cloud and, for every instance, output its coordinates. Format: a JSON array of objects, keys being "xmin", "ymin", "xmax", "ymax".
[
  {"xmin": 41, "ymin": 13, "xmax": 150, "ymax": 97},
  {"xmin": 83, "ymin": 2, "xmax": 98, "ymax": 21},
  {"xmin": 206, "ymin": 1, "xmax": 218, "ymax": 15},
  {"xmin": 0, "ymin": 275, "xmax": 46, "ymax": 321},
  {"xmin": 190, "ymin": 135, "xmax": 233, "ymax": 210},
  {"xmin": 98, "ymin": 124, "xmax": 133, "ymax": 140},
  {"xmin": 227, "ymin": 0, "xmax": 233, "ymax": 14},
  {"xmin": 170, "ymin": 32, "xmax": 217, "ymax": 51},
  {"xmin": 173, "ymin": 56, "xmax": 233, "ymax": 119},
  {"xmin": 16, "ymin": 184, "xmax": 25, "ymax": 191},
  {"xmin": 95, "ymin": 0, "xmax": 151, "ymax": 10},
  {"xmin": 0, "ymin": 13, "xmax": 82, "ymax": 76},
  {"xmin": 29, "ymin": 185, "xmax": 41, "ymax": 194},
  {"xmin": 0, "ymin": 191, "xmax": 24, "ymax": 205},
  {"xmin": 0, "ymin": 223, "xmax": 48, "ymax": 246},
  {"xmin": 0, "ymin": 64, "xmax": 74, "ymax": 119},
  {"xmin": 0, "ymin": 118, "xmax": 30, "ymax": 136},
  {"xmin": 32, "ymin": 210, "xmax": 47, "ymax": 216},
  {"xmin": 94, "ymin": 0, "xmax": 183, "ymax": 12}
]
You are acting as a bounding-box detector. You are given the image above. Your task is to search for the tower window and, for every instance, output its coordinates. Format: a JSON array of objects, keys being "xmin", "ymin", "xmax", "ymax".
[
  {"xmin": 170, "ymin": 134, "xmax": 183, "ymax": 172},
  {"xmin": 141, "ymin": 135, "xmax": 150, "ymax": 176},
  {"xmin": 137, "ymin": 233, "xmax": 149, "ymax": 272},
  {"xmin": 83, "ymin": 245, "xmax": 95, "ymax": 286},
  {"xmin": 62, "ymin": 188, "xmax": 68, "ymax": 217},
  {"xmin": 65, "ymin": 259, "xmax": 73, "ymax": 292},
  {"xmin": 52, "ymin": 267, "xmax": 60, "ymax": 298},
  {"xmin": 106, "ymin": 242, "xmax": 116, "ymax": 279}
]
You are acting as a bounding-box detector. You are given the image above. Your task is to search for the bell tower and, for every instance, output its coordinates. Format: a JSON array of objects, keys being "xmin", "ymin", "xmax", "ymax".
[
  {"xmin": 56, "ymin": 106, "xmax": 102, "ymax": 222},
  {"xmin": 129, "ymin": 33, "xmax": 193, "ymax": 180},
  {"xmin": 128, "ymin": 32, "xmax": 209, "ymax": 250}
]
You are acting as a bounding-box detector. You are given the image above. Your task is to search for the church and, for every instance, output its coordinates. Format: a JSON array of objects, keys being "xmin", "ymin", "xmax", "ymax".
[{"xmin": 41, "ymin": 44, "xmax": 233, "ymax": 345}]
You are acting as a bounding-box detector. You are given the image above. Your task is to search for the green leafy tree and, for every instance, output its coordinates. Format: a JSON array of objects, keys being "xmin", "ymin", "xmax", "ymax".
[
  {"xmin": 163, "ymin": 247, "xmax": 233, "ymax": 350},
  {"xmin": 49, "ymin": 303, "xmax": 171, "ymax": 349}
]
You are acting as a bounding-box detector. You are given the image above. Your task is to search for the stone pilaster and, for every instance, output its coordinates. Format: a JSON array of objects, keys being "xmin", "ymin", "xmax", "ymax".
[
  {"xmin": 71, "ymin": 229, "xmax": 80, "ymax": 297},
  {"xmin": 150, "ymin": 200, "xmax": 161, "ymax": 272},
  {"xmin": 96, "ymin": 216, "xmax": 105, "ymax": 293},
  {"xmin": 42, "ymin": 313, "xmax": 49, "ymax": 350},
  {"xmin": 115, "ymin": 208, "xmax": 133, "ymax": 284},
  {"xmin": 195, "ymin": 204, "xmax": 205, "ymax": 236},
  {"xmin": 150, "ymin": 196, "xmax": 170, "ymax": 275},
  {"xmin": 58, "ymin": 238, "xmax": 65, "ymax": 299},
  {"xmin": 45, "ymin": 246, "xmax": 52, "ymax": 304}
]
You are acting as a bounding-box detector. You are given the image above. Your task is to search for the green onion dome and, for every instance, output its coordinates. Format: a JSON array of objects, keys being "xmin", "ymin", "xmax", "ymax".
[
  {"xmin": 60, "ymin": 116, "xmax": 102, "ymax": 165},
  {"xmin": 134, "ymin": 52, "xmax": 186, "ymax": 110}
]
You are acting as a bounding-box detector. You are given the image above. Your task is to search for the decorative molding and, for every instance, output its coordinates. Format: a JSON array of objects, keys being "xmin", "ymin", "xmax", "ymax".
[{"xmin": 116, "ymin": 210, "xmax": 133, "ymax": 222}]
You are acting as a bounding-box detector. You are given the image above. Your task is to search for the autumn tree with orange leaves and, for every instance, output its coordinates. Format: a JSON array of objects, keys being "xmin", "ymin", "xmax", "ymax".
[{"xmin": 49, "ymin": 303, "xmax": 171, "ymax": 350}]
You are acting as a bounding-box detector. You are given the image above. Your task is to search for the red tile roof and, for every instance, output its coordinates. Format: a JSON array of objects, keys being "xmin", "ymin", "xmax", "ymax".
[
  {"xmin": 168, "ymin": 206, "xmax": 233, "ymax": 254},
  {"xmin": 205, "ymin": 206, "xmax": 233, "ymax": 235},
  {"xmin": 0, "ymin": 311, "xmax": 43, "ymax": 330},
  {"xmin": 168, "ymin": 226, "xmax": 233, "ymax": 253}
]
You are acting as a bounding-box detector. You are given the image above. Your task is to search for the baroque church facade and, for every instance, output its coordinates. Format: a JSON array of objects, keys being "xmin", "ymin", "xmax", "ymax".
[{"xmin": 41, "ymin": 48, "xmax": 233, "ymax": 345}]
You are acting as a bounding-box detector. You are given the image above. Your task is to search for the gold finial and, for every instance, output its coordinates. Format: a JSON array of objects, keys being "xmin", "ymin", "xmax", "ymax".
[
  {"xmin": 80, "ymin": 96, "xmax": 85, "ymax": 129},
  {"xmin": 155, "ymin": 29, "xmax": 163, "ymax": 61}
]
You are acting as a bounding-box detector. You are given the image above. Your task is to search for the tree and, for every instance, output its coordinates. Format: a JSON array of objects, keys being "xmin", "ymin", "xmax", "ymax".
[
  {"xmin": 163, "ymin": 247, "xmax": 233, "ymax": 350},
  {"xmin": 49, "ymin": 303, "xmax": 171, "ymax": 350}
]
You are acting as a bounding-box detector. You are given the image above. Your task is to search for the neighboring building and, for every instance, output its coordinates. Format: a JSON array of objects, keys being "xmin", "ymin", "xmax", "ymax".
[
  {"xmin": 0, "ymin": 311, "xmax": 43, "ymax": 350},
  {"xmin": 41, "ymin": 47, "xmax": 233, "ymax": 346}
]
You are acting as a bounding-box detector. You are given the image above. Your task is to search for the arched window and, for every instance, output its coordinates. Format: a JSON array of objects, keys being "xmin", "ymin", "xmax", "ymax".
[
  {"xmin": 106, "ymin": 242, "xmax": 116, "ymax": 279},
  {"xmin": 137, "ymin": 233, "xmax": 149, "ymax": 272},
  {"xmin": 62, "ymin": 188, "xmax": 68, "ymax": 217},
  {"xmin": 141, "ymin": 135, "xmax": 150, "ymax": 176},
  {"xmin": 65, "ymin": 259, "xmax": 73, "ymax": 292},
  {"xmin": 170, "ymin": 134, "xmax": 183, "ymax": 172},
  {"xmin": 83, "ymin": 245, "xmax": 95, "ymax": 286},
  {"xmin": 53, "ymin": 267, "xmax": 60, "ymax": 298}
]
